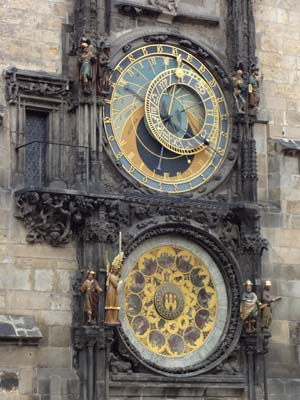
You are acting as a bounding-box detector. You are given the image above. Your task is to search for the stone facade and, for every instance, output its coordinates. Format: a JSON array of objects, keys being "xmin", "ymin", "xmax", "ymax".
[
  {"xmin": 0, "ymin": 0, "xmax": 299, "ymax": 399},
  {"xmin": 254, "ymin": 0, "xmax": 300, "ymax": 398},
  {"xmin": 0, "ymin": 191, "xmax": 78, "ymax": 398},
  {"xmin": 0, "ymin": 0, "xmax": 76, "ymax": 386}
]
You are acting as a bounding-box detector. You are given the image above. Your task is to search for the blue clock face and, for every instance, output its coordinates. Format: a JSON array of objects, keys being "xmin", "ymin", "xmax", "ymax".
[{"xmin": 103, "ymin": 44, "xmax": 230, "ymax": 193}]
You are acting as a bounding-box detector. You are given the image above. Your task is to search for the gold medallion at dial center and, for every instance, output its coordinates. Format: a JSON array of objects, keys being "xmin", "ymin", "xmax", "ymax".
[{"xmin": 154, "ymin": 283, "xmax": 185, "ymax": 320}]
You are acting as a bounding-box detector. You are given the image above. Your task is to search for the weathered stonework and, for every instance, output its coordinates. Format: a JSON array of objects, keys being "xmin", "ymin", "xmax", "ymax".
[
  {"xmin": 253, "ymin": 1, "xmax": 300, "ymax": 396},
  {"xmin": 0, "ymin": 0, "xmax": 73, "ymax": 75}
]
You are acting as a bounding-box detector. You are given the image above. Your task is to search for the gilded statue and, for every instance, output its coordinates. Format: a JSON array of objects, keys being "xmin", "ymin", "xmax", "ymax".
[
  {"xmin": 81, "ymin": 270, "xmax": 103, "ymax": 324},
  {"xmin": 104, "ymin": 251, "xmax": 124, "ymax": 325},
  {"xmin": 261, "ymin": 280, "xmax": 281, "ymax": 330},
  {"xmin": 240, "ymin": 279, "xmax": 259, "ymax": 332},
  {"xmin": 78, "ymin": 41, "xmax": 97, "ymax": 92}
]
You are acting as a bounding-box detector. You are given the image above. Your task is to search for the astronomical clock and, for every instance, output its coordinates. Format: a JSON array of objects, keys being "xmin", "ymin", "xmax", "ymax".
[
  {"xmin": 102, "ymin": 36, "xmax": 241, "ymax": 377},
  {"xmin": 104, "ymin": 43, "xmax": 232, "ymax": 194},
  {"xmin": 11, "ymin": 1, "xmax": 267, "ymax": 399}
]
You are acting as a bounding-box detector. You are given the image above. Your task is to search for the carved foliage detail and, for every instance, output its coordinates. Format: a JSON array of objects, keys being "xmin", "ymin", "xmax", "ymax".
[
  {"xmin": 15, "ymin": 192, "xmax": 128, "ymax": 246},
  {"xmin": 15, "ymin": 191, "xmax": 267, "ymax": 256}
]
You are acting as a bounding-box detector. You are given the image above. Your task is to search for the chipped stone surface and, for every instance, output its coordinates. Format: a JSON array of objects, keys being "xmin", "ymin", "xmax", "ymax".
[
  {"xmin": 0, "ymin": 370, "xmax": 18, "ymax": 392},
  {"xmin": 0, "ymin": 315, "xmax": 42, "ymax": 339}
]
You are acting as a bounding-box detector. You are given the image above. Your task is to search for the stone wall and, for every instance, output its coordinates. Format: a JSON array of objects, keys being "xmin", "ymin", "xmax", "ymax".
[
  {"xmin": 0, "ymin": 0, "xmax": 73, "ymax": 74},
  {"xmin": 0, "ymin": 1, "xmax": 77, "ymax": 398},
  {"xmin": 0, "ymin": 190, "xmax": 78, "ymax": 399},
  {"xmin": 0, "ymin": 0, "xmax": 73, "ymax": 200},
  {"xmin": 254, "ymin": 0, "xmax": 300, "ymax": 139},
  {"xmin": 254, "ymin": 2, "xmax": 300, "ymax": 398}
]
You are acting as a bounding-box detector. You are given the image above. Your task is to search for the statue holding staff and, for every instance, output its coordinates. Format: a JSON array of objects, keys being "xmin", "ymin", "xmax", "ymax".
[
  {"xmin": 261, "ymin": 280, "xmax": 281, "ymax": 330},
  {"xmin": 104, "ymin": 232, "xmax": 124, "ymax": 326},
  {"xmin": 81, "ymin": 270, "xmax": 103, "ymax": 325}
]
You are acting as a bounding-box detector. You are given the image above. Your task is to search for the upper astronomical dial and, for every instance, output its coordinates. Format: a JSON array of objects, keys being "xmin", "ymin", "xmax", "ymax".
[{"xmin": 103, "ymin": 44, "xmax": 230, "ymax": 193}]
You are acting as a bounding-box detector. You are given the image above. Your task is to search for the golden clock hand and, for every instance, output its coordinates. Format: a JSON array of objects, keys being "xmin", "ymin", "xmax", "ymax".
[
  {"xmin": 167, "ymin": 84, "xmax": 177, "ymax": 117},
  {"xmin": 156, "ymin": 145, "xmax": 164, "ymax": 171}
]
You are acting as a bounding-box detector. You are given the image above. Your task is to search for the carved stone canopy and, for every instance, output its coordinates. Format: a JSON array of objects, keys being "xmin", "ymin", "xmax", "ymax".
[
  {"xmin": 114, "ymin": 0, "xmax": 220, "ymax": 24},
  {"xmin": 4, "ymin": 67, "xmax": 70, "ymax": 104}
]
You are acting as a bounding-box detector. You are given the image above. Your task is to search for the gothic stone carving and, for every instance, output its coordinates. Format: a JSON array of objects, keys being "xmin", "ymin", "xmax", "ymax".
[
  {"xmin": 15, "ymin": 191, "xmax": 266, "ymax": 258},
  {"xmin": 15, "ymin": 192, "xmax": 123, "ymax": 246},
  {"xmin": 5, "ymin": 67, "xmax": 70, "ymax": 104},
  {"xmin": 115, "ymin": 0, "xmax": 219, "ymax": 24}
]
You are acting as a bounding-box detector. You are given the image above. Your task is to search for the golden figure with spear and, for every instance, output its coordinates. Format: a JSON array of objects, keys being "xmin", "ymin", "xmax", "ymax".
[{"xmin": 104, "ymin": 232, "xmax": 124, "ymax": 325}]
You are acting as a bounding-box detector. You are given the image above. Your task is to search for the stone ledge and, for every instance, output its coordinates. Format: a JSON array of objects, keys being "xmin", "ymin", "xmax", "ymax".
[
  {"xmin": 0, "ymin": 314, "xmax": 42, "ymax": 345},
  {"xmin": 271, "ymin": 138, "xmax": 300, "ymax": 156}
]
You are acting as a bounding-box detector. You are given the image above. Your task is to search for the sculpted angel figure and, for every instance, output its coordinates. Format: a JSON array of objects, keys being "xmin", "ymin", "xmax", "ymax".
[{"xmin": 104, "ymin": 251, "xmax": 124, "ymax": 325}]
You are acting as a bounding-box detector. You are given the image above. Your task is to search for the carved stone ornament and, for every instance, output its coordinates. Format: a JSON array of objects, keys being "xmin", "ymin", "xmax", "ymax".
[
  {"xmin": 115, "ymin": 0, "xmax": 219, "ymax": 24},
  {"xmin": 15, "ymin": 190, "xmax": 266, "ymax": 257},
  {"xmin": 4, "ymin": 67, "xmax": 69, "ymax": 104},
  {"xmin": 240, "ymin": 234, "xmax": 268, "ymax": 255},
  {"xmin": 15, "ymin": 192, "xmax": 123, "ymax": 246},
  {"xmin": 154, "ymin": 283, "xmax": 185, "ymax": 320},
  {"xmin": 148, "ymin": 0, "xmax": 178, "ymax": 15}
]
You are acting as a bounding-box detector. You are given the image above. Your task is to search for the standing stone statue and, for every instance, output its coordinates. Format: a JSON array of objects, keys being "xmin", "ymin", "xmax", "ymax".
[
  {"xmin": 104, "ymin": 252, "xmax": 124, "ymax": 325},
  {"xmin": 78, "ymin": 41, "xmax": 97, "ymax": 93},
  {"xmin": 98, "ymin": 42, "xmax": 111, "ymax": 97},
  {"xmin": 248, "ymin": 64, "xmax": 261, "ymax": 115},
  {"xmin": 240, "ymin": 279, "xmax": 259, "ymax": 332},
  {"xmin": 261, "ymin": 280, "xmax": 281, "ymax": 330},
  {"xmin": 81, "ymin": 271, "xmax": 103, "ymax": 324},
  {"xmin": 232, "ymin": 67, "xmax": 247, "ymax": 114}
]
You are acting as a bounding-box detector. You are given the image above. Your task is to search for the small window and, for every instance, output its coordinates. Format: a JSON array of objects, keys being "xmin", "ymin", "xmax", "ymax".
[{"xmin": 24, "ymin": 111, "xmax": 48, "ymax": 187}]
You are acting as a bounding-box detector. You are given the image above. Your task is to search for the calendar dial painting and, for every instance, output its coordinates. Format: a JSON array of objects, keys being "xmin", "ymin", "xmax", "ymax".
[{"xmin": 119, "ymin": 237, "xmax": 228, "ymax": 372}]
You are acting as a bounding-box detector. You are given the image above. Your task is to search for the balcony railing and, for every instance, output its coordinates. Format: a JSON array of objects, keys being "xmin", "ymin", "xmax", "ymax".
[{"xmin": 15, "ymin": 141, "xmax": 90, "ymax": 191}]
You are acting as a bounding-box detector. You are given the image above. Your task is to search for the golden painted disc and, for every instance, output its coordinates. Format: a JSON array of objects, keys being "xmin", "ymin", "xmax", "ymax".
[{"xmin": 124, "ymin": 245, "xmax": 218, "ymax": 357}]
